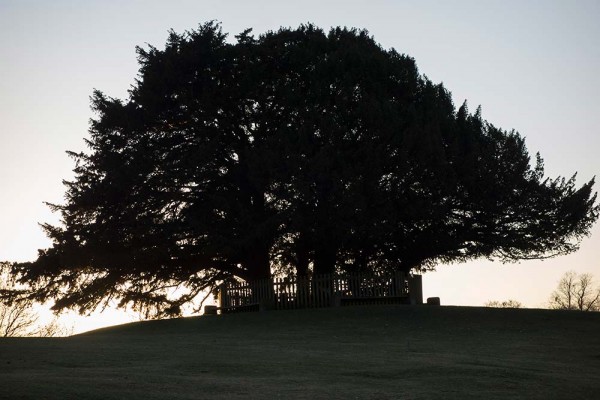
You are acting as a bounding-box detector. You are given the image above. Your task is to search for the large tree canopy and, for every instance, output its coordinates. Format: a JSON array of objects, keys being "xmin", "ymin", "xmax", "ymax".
[{"xmin": 7, "ymin": 22, "xmax": 598, "ymax": 317}]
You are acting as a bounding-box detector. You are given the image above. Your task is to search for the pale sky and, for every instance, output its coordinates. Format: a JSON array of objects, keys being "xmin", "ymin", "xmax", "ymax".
[{"xmin": 1, "ymin": 0, "xmax": 599, "ymax": 333}]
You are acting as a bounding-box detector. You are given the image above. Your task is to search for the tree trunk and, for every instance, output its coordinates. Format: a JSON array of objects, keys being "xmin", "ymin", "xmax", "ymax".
[
  {"xmin": 295, "ymin": 233, "xmax": 310, "ymax": 277},
  {"xmin": 245, "ymin": 246, "xmax": 271, "ymax": 281},
  {"xmin": 313, "ymin": 245, "xmax": 336, "ymax": 276}
]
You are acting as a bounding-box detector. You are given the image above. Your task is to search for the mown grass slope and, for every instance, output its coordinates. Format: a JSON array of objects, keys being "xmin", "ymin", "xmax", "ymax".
[{"xmin": 1, "ymin": 305, "xmax": 599, "ymax": 399}]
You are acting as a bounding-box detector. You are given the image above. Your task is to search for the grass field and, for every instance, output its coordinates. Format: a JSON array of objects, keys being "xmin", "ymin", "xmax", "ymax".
[{"xmin": 1, "ymin": 305, "xmax": 599, "ymax": 399}]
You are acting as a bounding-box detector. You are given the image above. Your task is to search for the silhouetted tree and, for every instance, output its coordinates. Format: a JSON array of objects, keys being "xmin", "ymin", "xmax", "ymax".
[
  {"xmin": 549, "ymin": 271, "xmax": 600, "ymax": 311},
  {"xmin": 7, "ymin": 22, "xmax": 598, "ymax": 317}
]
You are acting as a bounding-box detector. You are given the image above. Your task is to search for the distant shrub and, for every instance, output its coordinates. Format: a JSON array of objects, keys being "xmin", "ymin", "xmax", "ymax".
[{"xmin": 484, "ymin": 300, "xmax": 522, "ymax": 308}]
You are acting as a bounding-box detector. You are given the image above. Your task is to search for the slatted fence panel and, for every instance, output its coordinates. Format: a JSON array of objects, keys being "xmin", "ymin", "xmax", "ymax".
[{"xmin": 220, "ymin": 271, "xmax": 409, "ymax": 311}]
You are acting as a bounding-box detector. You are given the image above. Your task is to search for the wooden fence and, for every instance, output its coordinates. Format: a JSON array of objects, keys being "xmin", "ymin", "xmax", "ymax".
[{"xmin": 218, "ymin": 272, "xmax": 420, "ymax": 312}]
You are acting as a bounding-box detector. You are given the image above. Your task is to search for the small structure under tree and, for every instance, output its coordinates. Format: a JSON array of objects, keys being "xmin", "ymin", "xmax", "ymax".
[{"xmin": 217, "ymin": 271, "xmax": 423, "ymax": 312}]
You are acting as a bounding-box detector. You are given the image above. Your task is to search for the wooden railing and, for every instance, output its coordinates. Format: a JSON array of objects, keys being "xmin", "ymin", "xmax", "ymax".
[{"xmin": 218, "ymin": 271, "xmax": 419, "ymax": 312}]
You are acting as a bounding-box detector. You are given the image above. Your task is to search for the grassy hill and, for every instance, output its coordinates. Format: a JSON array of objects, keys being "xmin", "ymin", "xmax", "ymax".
[{"xmin": 1, "ymin": 305, "xmax": 599, "ymax": 399}]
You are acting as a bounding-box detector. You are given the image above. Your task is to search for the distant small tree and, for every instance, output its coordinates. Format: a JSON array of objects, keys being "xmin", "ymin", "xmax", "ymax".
[
  {"xmin": 0, "ymin": 262, "xmax": 71, "ymax": 337},
  {"xmin": 35, "ymin": 318, "xmax": 73, "ymax": 337},
  {"xmin": 1, "ymin": 299, "xmax": 38, "ymax": 337},
  {"xmin": 549, "ymin": 271, "xmax": 600, "ymax": 311},
  {"xmin": 484, "ymin": 299, "xmax": 522, "ymax": 308}
]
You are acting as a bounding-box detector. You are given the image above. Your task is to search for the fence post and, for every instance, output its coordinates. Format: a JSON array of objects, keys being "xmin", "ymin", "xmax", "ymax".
[
  {"xmin": 407, "ymin": 275, "xmax": 423, "ymax": 305},
  {"xmin": 218, "ymin": 282, "xmax": 228, "ymax": 308},
  {"xmin": 259, "ymin": 278, "xmax": 276, "ymax": 311},
  {"xmin": 330, "ymin": 275, "xmax": 341, "ymax": 307},
  {"xmin": 392, "ymin": 271, "xmax": 404, "ymax": 296}
]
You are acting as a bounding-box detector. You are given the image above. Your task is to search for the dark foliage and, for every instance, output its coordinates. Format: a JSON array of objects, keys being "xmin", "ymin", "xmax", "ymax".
[{"xmin": 7, "ymin": 22, "xmax": 598, "ymax": 317}]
